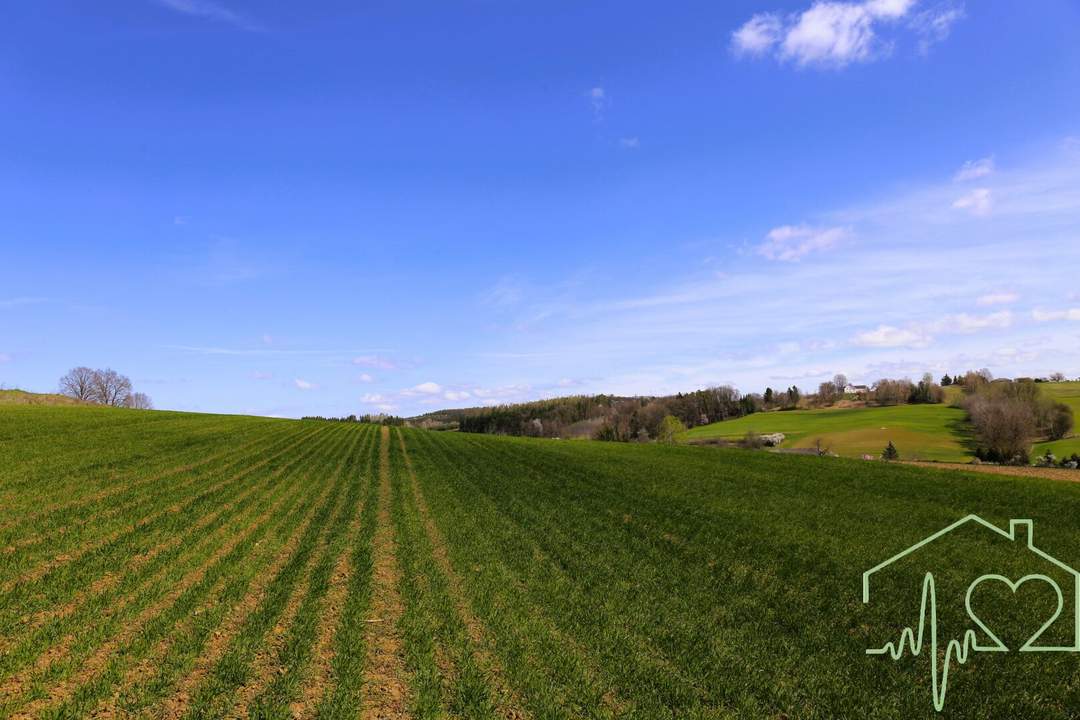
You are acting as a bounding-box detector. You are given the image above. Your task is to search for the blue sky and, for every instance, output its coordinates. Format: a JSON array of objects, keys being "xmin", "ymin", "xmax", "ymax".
[{"xmin": 2, "ymin": 0, "xmax": 1080, "ymax": 417}]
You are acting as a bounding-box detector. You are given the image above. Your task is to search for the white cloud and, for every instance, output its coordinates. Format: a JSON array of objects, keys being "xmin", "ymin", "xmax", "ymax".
[
  {"xmin": 976, "ymin": 292, "xmax": 1018, "ymax": 306},
  {"xmin": 252, "ymin": 370, "xmax": 273, "ymax": 380},
  {"xmin": 352, "ymin": 355, "xmax": 396, "ymax": 370},
  {"xmin": 731, "ymin": 13, "xmax": 783, "ymax": 56},
  {"xmin": 851, "ymin": 311, "xmax": 1011, "ymax": 350},
  {"xmin": 294, "ymin": 378, "xmax": 316, "ymax": 390},
  {"xmin": 154, "ymin": 0, "xmax": 259, "ymax": 31},
  {"xmin": 358, "ymin": 373, "xmax": 374, "ymax": 383},
  {"xmin": 954, "ymin": 156, "xmax": 995, "ymax": 182},
  {"xmin": 408, "ymin": 381, "xmax": 442, "ymax": 395},
  {"xmin": 1032, "ymin": 308, "xmax": 1080, "ymax": 322},
  {"xmin": 853, "ymin": 324, "xmax": 932, "ymax": 348},
  {"xmin": 444, "ymin": 390, "xmax": 472, "ymax": 401},
  {"xmin": 952, "ymin": 187, "xmax": 992, "ymax": 216},
  {"xmin": 732, "ymin": 0, "xmax": 956, "ymax": 68},
  {"xmin": 757, "ymin": 224, "xmax": 848, "ymax": 262},
  {"xmin": 620, "ymin": 137, "xmax": 640, "ymax": 149},
  {"xmin": 361, "ymin": 393, "xmax": 388, "ymax": 403}
]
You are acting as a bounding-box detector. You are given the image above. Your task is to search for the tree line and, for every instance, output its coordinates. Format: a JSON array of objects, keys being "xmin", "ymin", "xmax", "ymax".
[
  {"xmin": 302, "ymin": 412, "xmax": 406, "ymax": 426},
  {"xmin": 957, "ymin": 373, "xmax": 1074, "ymax": 464},
  {"xmin": 58, "ymin": 367, "xmax": 152, "ymax": 409}
]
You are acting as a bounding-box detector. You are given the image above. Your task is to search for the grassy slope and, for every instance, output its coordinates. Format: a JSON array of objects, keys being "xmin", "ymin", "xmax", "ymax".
[
  {"xmin": 681, "ymin": 403, "xmax": 972, "ymax": 461},
  {"xmin": 0, "ymin": 389, "xmax": 87, "ymax": 406},
  {"xmin": 683, "ymin": 381, "xmax": 1080, "ymax": 462},
  {"xmin": 1035, "ymin": 382, "xmax": 1080, "ymax": 458},
  {"xmin": 4, "ymin": 405, "xmax": 1080, "ymax": 717}
]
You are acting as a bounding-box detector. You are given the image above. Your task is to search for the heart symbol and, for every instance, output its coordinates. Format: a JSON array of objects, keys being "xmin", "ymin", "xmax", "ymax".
[{"xmin": 965, "ymin": 574, "xmax": 1064, "ymax": 651}]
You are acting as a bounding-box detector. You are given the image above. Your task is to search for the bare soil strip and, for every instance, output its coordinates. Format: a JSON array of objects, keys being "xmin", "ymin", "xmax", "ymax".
[
  {"xmin": 902, "ymin": 460, "xmax": 1080, "ymax": 482},
  {"xmin": 292, "ymin": 436, "xmax": 376, "ymax": 718},
  {"xmin": 154, "ymin": 471, "xmax": 340, "ymax": 720},
  {"xmin": 396, "ymin": 429, "xmax": 529, "ymax": 720},
  {"xmin": 360, "ymin": 427, "xmax": 412, "ymax": 720}
]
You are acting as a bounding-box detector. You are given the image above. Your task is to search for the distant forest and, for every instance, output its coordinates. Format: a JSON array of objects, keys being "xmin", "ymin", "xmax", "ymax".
[{"xmin": 408, "ymin": 370, "xmax": 1069, "ymax": 443}]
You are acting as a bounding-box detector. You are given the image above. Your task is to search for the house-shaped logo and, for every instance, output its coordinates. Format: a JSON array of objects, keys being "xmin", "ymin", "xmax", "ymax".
[{"xmin": 862, "ymin": 514, "xmax": 1080, "ymax": 711}]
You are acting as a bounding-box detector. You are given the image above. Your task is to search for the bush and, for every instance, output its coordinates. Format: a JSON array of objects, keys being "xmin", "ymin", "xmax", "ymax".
[
  {"xmin": 656, "ymin": 415, "xmax": 687, "ymax": 444},
  {"xmin": 882, "ymin": 441, "xmax": 899, "ymax": 461}
]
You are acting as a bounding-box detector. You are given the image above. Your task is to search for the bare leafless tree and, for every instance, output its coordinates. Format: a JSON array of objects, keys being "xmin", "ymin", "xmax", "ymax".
[
  {"xmin": 125, "ymin": 392, "xmax": 153, "ymax": 410},
  {"xmin": 90, "ymin": 368, "xmax": 132, "ymax": 407},
  {"xmin": 832, "ymin": 373, "xmax": 848, "ymax": 395},
  {"xmin": 817, "ymin": 381, "xmax": 839, "ymax": 406},
  {"xmin": 58, "ymin": 366, "xmax": 97, "ymax": 402}
]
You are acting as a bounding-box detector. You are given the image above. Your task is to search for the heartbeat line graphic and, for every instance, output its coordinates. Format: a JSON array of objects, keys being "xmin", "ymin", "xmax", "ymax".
[{"xmin": 866, "ymin": 572, "xmax": 994, "ymax": 712}]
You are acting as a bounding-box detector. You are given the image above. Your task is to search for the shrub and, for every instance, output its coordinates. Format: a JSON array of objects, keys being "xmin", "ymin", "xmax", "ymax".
[{"xmin": 882, "ymin": 441, "xmax": 899, "ymax": 461}]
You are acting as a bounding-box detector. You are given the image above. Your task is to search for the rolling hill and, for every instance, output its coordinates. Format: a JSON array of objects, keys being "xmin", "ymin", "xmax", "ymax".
[
  {"xmin": 0, "ymin": 389, "xmax": 88, "ymax": 406},
  {"xmin": 681, "ymin": 381, "xmax": 1080, "ymax": 462},
  {"xmin": 2, "ymin": 403, "xmax": 1080, "ymax": 717}
]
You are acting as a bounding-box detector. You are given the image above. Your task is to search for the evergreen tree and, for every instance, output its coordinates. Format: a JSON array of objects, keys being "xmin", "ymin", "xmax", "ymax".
[
  {"xmin": 882, "ymin": 441, "xmax": 899, "ymax": 461},
  {"xmin": 941, "ymin": 374, "xmax": 952, "ymax": 386}
]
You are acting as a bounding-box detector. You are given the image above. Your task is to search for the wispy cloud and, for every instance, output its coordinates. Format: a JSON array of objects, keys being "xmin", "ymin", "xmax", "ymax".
[
  {"xmin": 976, "ymin": 291, "xmax": 1018, "ymax": 306},
  {"xmin": 909, "ymin": 3, "xmax": 965, "ymax": 54},
  {"xmin": 352, "ymin": 355, "xmax": 397, "ymax": 370},
  {"xmin": 853, "ymin": 324, "xmax": 932, "ymax": 348},
  {"xmin": 757, "ymin": 225, "xmax": 848, "ymax": 262},
  {"xmin": 294, "ymin": 378, "xmax": 316, "ymax": 390},
  {"xmin": 168, "ymin": 345, "xmax": 390, "ymax": 357},
  {"xmin": 358, "ymin": 373, "xmax": 375, "ymax": 383},
  {"xmin": 952, "ymin": 187, "xmax": 992, "ymax": 215},
  {"xmin": 620, "ymin": 137, "xmax": 641, "ymax": 150},
  {"xmin": 0, "ymin": 297, "xmax": 48, "ymax": 309},
  {"xmin": 732, "ymin": 0, "xmax": 962, "ymax": 68},
  {"xmin": 954, "ymin": 156, "xmax": 995, "ymax": 182},
  {"xmin": 154, "ymin": 0, "xmax": 260, "ymax": 31},
  {"xmin": 1032, "ymin": 308, "xmax": 1080, "ymax": 322}
]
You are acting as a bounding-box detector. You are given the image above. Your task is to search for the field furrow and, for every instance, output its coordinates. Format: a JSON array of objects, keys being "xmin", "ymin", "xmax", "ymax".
[
  {"xmin": 0, "ymin": 425, "xmax": 351, "ymax": 718},
  {"xmin": 359, "ymin": 427, "xmax": 412, "ymax": 720},
  {"xmin": 396, "ymin": 429, "xmax": 528, "ymax": 720}
]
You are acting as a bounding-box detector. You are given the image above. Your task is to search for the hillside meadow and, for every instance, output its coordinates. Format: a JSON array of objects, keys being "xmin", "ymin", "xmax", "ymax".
[
  {"xmin": 1, "ymin": 404, "xmax": 1079, "ymax": 718},
  {"xmin": 681, "ymin": 381, "xmax": 1080, "ymax": 462}
]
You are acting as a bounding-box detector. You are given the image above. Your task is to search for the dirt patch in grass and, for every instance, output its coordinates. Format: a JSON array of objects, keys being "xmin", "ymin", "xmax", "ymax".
[
  {"xmin": 360, "ymin": 427, "xmax": 412, "ymax": 720},
  {"xmin": 903, "ymin": 460, "xmax": 1080, "ymax": 482}
]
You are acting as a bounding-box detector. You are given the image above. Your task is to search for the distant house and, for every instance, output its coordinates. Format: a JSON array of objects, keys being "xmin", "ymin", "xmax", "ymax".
[{"xmin": 845, "ymin": 384, "xmax": 870, "ymax": 396}]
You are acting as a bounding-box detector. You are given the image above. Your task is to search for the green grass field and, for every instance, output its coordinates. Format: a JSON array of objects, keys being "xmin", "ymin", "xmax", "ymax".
[
  {"xmin": 682, "ymin": 381, "xmax": 1080, "ymax": 462},
  {"xmin": 2, "ymin": 404, "xmax": 1080, "ymax": 718},
  {"xmin": 681, "ymin": 403, "xmax": 972, "ymax": 461},
  {"xmin": 1035, "ymin": 382, "xmax": 1080, "ymax": 458}
]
